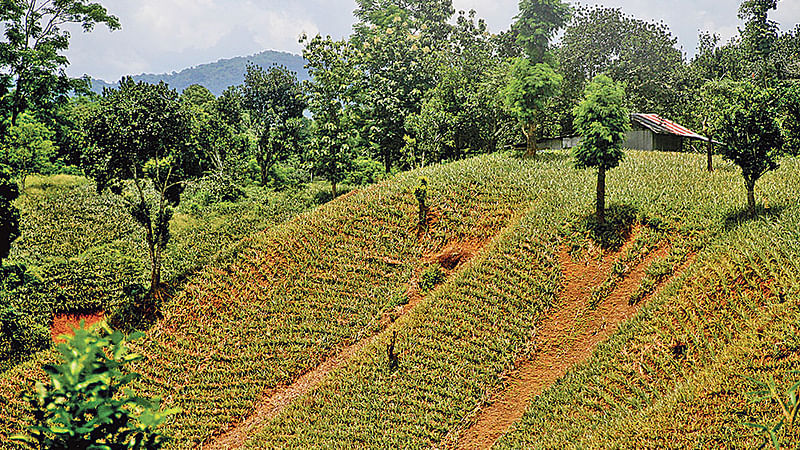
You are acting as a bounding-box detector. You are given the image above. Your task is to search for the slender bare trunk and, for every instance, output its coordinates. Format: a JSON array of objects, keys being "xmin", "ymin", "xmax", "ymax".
[
  {"xmin": 596, "ymin": 165, "xmax": 606, "ymax": 224},
  {"xmin": 331, "ymin": 181, "xmax": 337, "ymax": 199},
  {"xmin": 10, "ymin": 77, "xmax": 24, "ymax": 127},
  {"xmin": 706, "ymin": 139, "xmax": 714, "ymax": 172}
]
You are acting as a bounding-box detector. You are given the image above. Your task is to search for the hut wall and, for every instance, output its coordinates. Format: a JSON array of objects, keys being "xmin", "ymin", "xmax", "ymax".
[
  {"xmin": 624, "ymin": 129, "xmax": 654, "ymax": 150},
  {"xmin": 654, "ymin": 134, "xmax": 683, "ymax": 152},
  {"xmin": 537, "ymin": 138, "xmax": 564, "ymax": 150},
  {"xmin": 563, "ymin": 136, "xmax": 581, "ymax": 149}
]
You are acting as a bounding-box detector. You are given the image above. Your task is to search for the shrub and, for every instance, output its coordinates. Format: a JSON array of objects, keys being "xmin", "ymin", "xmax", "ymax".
[
  {"xmin": 12, "ymin": 325, "xmax": 178, "ymax": 449},
  {"xmin": 345, "ymin": 157, "xmax": 385, "ymax": 186},
  {"xmin": 419, "ymin": 264, "xmax": 445, "ymax": 292}
]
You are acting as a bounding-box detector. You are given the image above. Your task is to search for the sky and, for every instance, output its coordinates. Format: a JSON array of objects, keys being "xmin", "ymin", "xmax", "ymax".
[{"xmin": 63, "ymin": 0, "xmax": 800, "ymax": 82}]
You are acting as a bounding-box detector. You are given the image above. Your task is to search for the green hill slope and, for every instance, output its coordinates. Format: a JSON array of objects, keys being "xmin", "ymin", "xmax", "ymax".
[
  {"xmin": 1, "ymin": 151, "xmax": 798, "ymax": 448},
  {"xmin": 89, "ymin": 50, "xmax": 308, "ymax": 95}
]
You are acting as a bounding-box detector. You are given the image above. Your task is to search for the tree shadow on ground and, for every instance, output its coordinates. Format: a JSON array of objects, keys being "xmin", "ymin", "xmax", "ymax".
[
  {"xmin": 570, "ymin": 204, "xmax": 640, "ymax": 252},
  {"xmin": 723, "ymin": 204, "xmax": 786, "ymax": 231}
]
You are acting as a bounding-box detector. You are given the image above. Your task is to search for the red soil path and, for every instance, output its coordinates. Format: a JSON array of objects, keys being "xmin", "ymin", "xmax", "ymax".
[
  {"xmin": 453, "ymin": 234, "xmax": 693, "ymax": 449},
  {"xmin": 202, "ymin": 240, "xmax": 485, "ymax": 450},
  {"xmin": 51, "ymin": 311, "xmax": 105, "ymax": 343}
]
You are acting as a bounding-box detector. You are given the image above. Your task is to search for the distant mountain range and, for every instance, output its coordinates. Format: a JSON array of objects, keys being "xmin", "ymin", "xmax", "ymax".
[{"xmin": 89, "ymin": 50, "xmax": 309, "ymax": 96}]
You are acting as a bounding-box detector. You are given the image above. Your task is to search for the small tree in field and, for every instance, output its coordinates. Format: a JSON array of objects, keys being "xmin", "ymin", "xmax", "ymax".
[
  {"xmin": 572, "ymin": 74, "xmax": 630, "ymax": 224},
  {"xmin": 12, "ymin": 324, "xmax": 178, "ymax": 449},
  {"xmin": 709, "ymin": 80, "xmax": 784, "ymax": 213},
  {"xmin": 503, "ymin": 58, "xmax": 562, "ymax": 157},
  {"xmin": 85, "ymin": 78, "xmax": 203, "ymax": 299},
  {"xmin": 0, "ymin": 164, "xmax": 20, "ymax": 267}
]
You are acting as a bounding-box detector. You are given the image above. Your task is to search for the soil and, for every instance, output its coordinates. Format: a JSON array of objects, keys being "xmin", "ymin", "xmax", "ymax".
[
  {"xmin": 452, "ymin": 232, "xmax": 691, "ymax": 449},
  {"xmin": 51, "ymin": 311, "xmax": 105, "ymax": 343}
]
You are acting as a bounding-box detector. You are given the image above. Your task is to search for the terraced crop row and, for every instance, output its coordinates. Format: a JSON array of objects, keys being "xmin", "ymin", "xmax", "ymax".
[
  {"xmin": 243, "ymin": 187, "xmax": 575, "ymax": 447},
  {"xmin": 0, "ymin": 154, "xmax": 547, "ymax": 448},
  {"xmin": 245, "ymin": 154, "xmax": 800, "ymax": 447},
  {"xmin": 3, "ymin": 151, "xmax": 796, "ymax": 448},
  {"xmin": 496, "ymin": 160, "xmax": 800, "ymax": 448}
]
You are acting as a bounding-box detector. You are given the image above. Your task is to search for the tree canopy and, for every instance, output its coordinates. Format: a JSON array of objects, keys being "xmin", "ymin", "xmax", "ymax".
[
  {"xmin": 705, "ymin": 80, "xmax": 785, "ymax": 212},
  {"xmin": 0, "ymin": 163, "xmax": 19, "ymax": 267},
  {"xmin": 0, "ymin": 0, "xmax": 120, "ymax": 126},
  {"xmin": 573, "ymin": 74, "xmax": 630, "ymax": 223},
  {"xmin": 504, "ymin": 58, "xmax": 562, "ymax": 157},
  {"xmin": 513, "ymin": 0, "xmax": 571, "ymax": 62},
  {"xmin": 557, "ymin": 6, "xmax": 684, "ymax": 131},
  {"xmin": 241, "ymin": 64, "xmax": 306, "ymax": 186},
  {"xmin": 85, "ymin": 77, "xmax": 202, "ymax": 296}
]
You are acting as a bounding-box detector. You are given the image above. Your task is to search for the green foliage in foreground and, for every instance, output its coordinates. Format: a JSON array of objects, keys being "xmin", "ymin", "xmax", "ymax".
[
  {"xmin": 743, "ymin": 372, "xmax": 800, "ymax": 449},
  {"xmin": 12, "ymin": 325, "xmax": 177, "ymax": 449}
]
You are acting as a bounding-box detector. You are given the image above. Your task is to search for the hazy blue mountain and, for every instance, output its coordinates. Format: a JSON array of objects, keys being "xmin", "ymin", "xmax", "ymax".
[{"xmin": 89, "ymin": 50, "xmax": 308, "ymax": 96}]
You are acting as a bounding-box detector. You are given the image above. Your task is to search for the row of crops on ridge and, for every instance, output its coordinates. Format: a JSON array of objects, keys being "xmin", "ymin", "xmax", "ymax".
[
  {"xmin": 0, "ymin": 152, "xmax": 547, "ymax": 447},
  {"xmin": 3, "ymin": 150, "xmax": 799, "ymax": 448},
  {"xmin": 239, "ymin": 150, "xmax": 782, "ymax": 447}
]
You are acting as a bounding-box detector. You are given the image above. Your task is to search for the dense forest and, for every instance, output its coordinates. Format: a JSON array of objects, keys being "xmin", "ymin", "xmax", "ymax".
[{"xmin": 0, "ymin": 0, "xmax": 799, "ymax": 446}]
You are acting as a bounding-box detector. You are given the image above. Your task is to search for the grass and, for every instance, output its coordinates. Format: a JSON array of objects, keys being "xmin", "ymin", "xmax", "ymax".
[
  {"xmin": 495, "ymin": 158, "xmax": 800, "ymax": 448},
  {"xmin": 2, "ymin": 151, "xmax": 798, "ymax": 448},
  {"xmin": 239, "ymin": 152, "xmax": 786, "ymax": 448},
  {"xmin": 0, "ymin": 153, "xmax": 536, "ymax": 447}
]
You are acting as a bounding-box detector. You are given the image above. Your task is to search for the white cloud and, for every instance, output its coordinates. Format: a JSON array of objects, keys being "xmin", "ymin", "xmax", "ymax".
[{"xmin": 62, "ymin": 0, "xmax": 800, "ymax": 81}]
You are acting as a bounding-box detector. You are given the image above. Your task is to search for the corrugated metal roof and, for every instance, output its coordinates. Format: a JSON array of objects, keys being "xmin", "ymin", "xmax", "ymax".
[{"xmin": 631, "ymin": 113, "xmax": 708, "ymax": 141}]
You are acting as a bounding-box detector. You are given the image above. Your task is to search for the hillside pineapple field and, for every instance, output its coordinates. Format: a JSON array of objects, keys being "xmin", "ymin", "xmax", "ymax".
[{"xmin": 1, "ymin": 150, "xmax": 799, "ymax": 448}]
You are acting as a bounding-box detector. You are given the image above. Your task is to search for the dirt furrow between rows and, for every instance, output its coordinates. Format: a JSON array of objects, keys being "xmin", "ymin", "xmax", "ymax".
[{"xmin": 453, "ymin": 236, "xmax": 690, "ymax": 449}]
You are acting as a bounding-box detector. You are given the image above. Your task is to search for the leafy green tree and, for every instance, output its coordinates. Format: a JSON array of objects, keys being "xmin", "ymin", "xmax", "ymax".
[
  {"xmin": 350, "ymin": 1, "xmax": 448, "ymax": 172},
  {"xmin": 180, "ymin": 84, "xmax": 215, "ymax": 109},
  {"xmin": 557, "ymin": 6, "xmax": 684, "ymax": 131},
  {"xmin": 302, "ymin": 35, "xmax": 357, "ymax": 197},
  {"xmin": 12, "ymin": 324, "xmax": 178, "ymax": 449},
  {"xmin": 84, "ymin": 78, "xmax": 202, "ymax": 297},
  {"xmin": 0, "ymin": 0, "xmax": 120, "ymax": 127},
  {"xmin": 241, "ymin": 64, "xmax": 306, "ymax": 186},
  {"xmin": 3, "ymin": 113, "xmax": 56, "ymax": 190},
  {"xmin": 780, "ymin": 83, "xmax": 800, "ymax": 156},
  {"xmin": 215, "ymin": 86, "xmax": 244, "ymax": 131},
  {"xmin": 504, "ymin": 58, "xmax": 562, "ymax": 157},
  {"xmin": 706, "ymin": 80, "xmax": 784, "ymax": 213},
  {"xmin": 0, "ymin": 163, "xmax": 19, "ymax": 267},
  {"xmin": 572, "ymin": 74, "xmax": 630, "ymax": 224},
  {"xmin": 180, "ymin": 85, "xmax": 242, "ymax": 177},
  {"xmin": 738, "ymin": 0, "xmax": 779, "ymax": 84},
  {"xmin": 405, "ymin": 10, "xmax": 500, "ymax": 166},
  {"xmin": 513, "ymin": 0, "xmax": 571, "ymax": 62}
]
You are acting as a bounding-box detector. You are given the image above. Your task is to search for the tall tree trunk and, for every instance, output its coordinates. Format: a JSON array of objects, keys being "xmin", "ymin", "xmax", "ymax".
[
  {"xmin": 331, "ymin": 181, "xmax": 337, "ymax": 199},
  {"xmin": 146, "ymin": 228, "xmax": 159, "ymax": 295},
  {"xmin": 596, "ymin": 165, "xmax": 606, "ymax": 224},
  {"xmin": 706, "ymin": 139, "xmax": 714, "ymax": 172},
  {"xmin": 746, "ymin": 179, "xmax": 756, "ymax": 214},
  {"xmin": 259, "ymin": 162, "xmax": 268, "ymax": 186},
  {"xmin": 10, "ymin": 78, "xmax": 24, "ymax": 127},
  {"xmin": 523, "ymin": 122, "xmax": 537, "ymax": 157}
]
